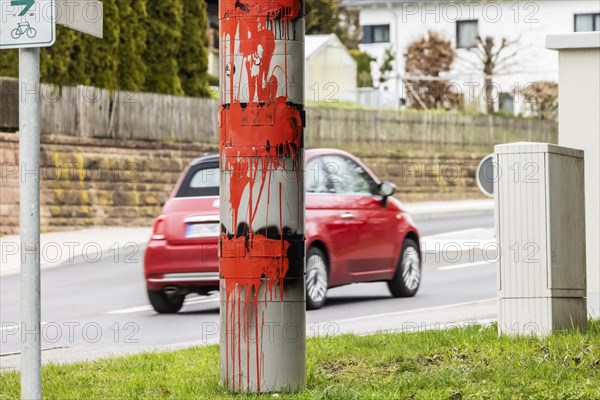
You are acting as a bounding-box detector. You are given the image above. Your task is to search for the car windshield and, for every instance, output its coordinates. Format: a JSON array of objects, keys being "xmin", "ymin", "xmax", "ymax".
[{"xmin": 176, "ymin": 166, "xmax": 219, "ymax": 197}]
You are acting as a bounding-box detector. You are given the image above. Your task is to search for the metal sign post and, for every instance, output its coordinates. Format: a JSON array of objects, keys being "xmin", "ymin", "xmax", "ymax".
[
  {"xmin": 0, "ymin": 1, "xmax": 53, "ymax": 397},
  {"xmin": 1, "ymin": 1, "xmax": 101, "ymax": 397},
  {"xmin": 18, "ymin": 46, "xmax": 41, "ymax": 400},
  {"xmin": 1, "ymin": 2, "xmax": 47, "ymax": 399}
]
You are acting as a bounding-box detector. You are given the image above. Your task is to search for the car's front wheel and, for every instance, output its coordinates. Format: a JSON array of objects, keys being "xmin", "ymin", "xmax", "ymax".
[
  {"xmin": 147, "ymin": 289, "xmax": 185, "ymax": 314},
  {"xmin": 388, "ymin": 238, "xmax": 421, "ymax": 297},
  {"xmin": 306, "ymin": 247, "xmax": 328, "ymax": 310}
]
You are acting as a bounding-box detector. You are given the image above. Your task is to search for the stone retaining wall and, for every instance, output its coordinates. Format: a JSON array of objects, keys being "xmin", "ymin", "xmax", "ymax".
[{"xmin": 0, "ymin": 132, "xmax": 485, "ymax": 235}]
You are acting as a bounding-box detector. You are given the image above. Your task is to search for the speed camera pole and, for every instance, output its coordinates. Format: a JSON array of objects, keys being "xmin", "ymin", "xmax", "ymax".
[
  {"xmin": 219, "ymin": 0, "xmax": 306, "ymax": 393},
  {"xmin": 19, "ymin": 47, "xmax": 42, "ymax": 400}
]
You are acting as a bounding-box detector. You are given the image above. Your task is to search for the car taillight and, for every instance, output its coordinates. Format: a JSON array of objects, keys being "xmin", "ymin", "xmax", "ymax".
[{"xmin": 151, "ymin": 216, "xmax": 166, "ymax": 240}]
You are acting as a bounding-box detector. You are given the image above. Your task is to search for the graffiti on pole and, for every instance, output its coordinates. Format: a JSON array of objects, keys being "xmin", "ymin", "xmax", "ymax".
[{"xmin": 219, "ymin": 0, "xmax": 306, "ymax": 393}]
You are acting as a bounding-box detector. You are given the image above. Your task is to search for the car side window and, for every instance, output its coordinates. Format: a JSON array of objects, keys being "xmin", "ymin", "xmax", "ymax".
[
  {"xmin": 190, "ymin": 167, "xmax": 219, "ymax": 189},
  {"xmin": 324, "ymin": 155, "xmax": 378, "ymax": 196},
  {"xmin": 306, "ymin": 157, "xmax": 336, "ymax": 193}
]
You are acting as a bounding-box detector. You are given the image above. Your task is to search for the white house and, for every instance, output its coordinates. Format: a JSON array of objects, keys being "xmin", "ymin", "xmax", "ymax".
[
  {"xmin": 305, "ymin": 34, "xmax": 358, "ymax": 104},
  {"xmin": 342, "ymin": 0, "xmax": 600, "ymax": 112}
]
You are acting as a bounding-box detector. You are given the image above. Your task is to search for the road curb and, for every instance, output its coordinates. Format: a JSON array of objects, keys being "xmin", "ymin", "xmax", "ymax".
[{"xmin": 0, "ymin": 299, "xmax": 499, "ymax": 370}]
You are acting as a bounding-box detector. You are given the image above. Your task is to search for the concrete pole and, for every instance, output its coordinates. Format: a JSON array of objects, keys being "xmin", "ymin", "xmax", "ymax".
[
  {"xmin": 19, "ymin": 47, "xmax": 42, "ymax": 399},
  {"xmin": 219, "ymin": 0, "xmax": 306, "ymax": 393}
]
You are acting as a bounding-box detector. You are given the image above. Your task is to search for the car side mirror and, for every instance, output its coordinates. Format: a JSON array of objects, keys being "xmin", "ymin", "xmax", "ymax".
[{"xmin": 380, "ymin": 181, "xmax": 396, "ymax": 198}]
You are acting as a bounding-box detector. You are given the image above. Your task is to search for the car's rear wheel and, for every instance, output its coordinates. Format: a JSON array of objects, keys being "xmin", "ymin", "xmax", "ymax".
[
  {"xmin": 306, "ymin": 247, "xmax": 328, "ymax": 310},
  {"xmin": 147, "ymin": 289, "xmax": 185, "ymax": 313},
  {"xmin": 388, "ymin": 238, "xmax": 421, "ymax": 297}
]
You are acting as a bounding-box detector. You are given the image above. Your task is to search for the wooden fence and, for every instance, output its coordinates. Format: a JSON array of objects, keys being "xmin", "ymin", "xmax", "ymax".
[
  {"xmin": 0, "ymin": 78, "xmax": 557, "ymax": 152},
  {"xmin": 0, "ymin": 79, "xmax": 19, "ymax": 130},
  {"xmin": 306, "ymin": 108, "xmax": 558, "ymax": 152},
  {"xmin": 0, "ymin": 79, "xmax": 219, "ymax": 143}
]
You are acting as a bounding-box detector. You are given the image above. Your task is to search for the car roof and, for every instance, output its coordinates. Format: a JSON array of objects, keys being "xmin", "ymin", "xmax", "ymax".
[
  {"xmin": 188, "ymin": 148, "xmax": 352, "ymax": 167},
  {"xmin": 189, "ymin": 153, "xmax": 219, "ymax": 166},
  {"xmin": 305, "ymin": 148, "xmax": 352, "ymax": 158}
]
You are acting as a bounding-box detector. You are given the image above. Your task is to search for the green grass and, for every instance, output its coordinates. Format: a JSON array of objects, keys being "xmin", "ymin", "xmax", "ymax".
[{"xmin": 1, "ymin": 322, "xmax": 599, "ymax": 399}]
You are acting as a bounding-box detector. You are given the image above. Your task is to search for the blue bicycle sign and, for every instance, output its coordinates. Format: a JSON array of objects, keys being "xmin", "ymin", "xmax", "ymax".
[
  {"xmin": 1, "ymin": 0, "xmax": 56, "ymax": 50},
  {"xmin": 11, "ymin": 22, "xmax": 37, "ymax": 39}
]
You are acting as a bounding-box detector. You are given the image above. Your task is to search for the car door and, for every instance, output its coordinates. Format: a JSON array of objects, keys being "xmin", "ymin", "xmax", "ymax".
[
  {"xmin": 323, "ymin": 155, "xmax": 397, "ymax": 278},
  {"xmin": 305, "ymin": 156, "xmax": 363, "ymax": 286}
]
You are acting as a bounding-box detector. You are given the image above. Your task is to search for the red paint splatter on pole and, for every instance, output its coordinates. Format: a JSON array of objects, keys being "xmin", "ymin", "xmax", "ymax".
[{"xmin": 219, "ymin": 0, "xmax": 306, "ymax": 393}]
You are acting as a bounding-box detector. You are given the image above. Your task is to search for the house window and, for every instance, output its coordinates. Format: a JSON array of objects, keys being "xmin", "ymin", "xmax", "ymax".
[
  {"xmin": 500, "ymin": 93, "xmax": 514, "ymax": 114},
  {"xmin": 362, "ymin": 25, "xmax": 390, "ymax": 44},
  {"xmin": 574, "ymin": 13, "xmax": 600, "ymax": 32},
  {"xmin": 456, "ymin": 20, "xmax": 478, "ymax": 48}
]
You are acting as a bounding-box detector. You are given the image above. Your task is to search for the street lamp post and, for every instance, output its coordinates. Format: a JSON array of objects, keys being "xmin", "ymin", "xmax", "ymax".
[{"xmin": 218, "ymin": 0, "xmax": 306, "ymax": 393}]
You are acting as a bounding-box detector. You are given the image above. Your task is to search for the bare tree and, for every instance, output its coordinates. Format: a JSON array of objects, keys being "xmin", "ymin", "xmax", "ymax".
[
  {"xmin": 462, "ymin": 36, "xmax": 520, "ymax": 114},
  {"xmin": 404, "ymin": 31, "xmax": 458, "ymax": 110},
  {"xmin": 519, "ymin": 81, "xmax": 558, "ymax": 120},
  {"xmin": 305, "ymin": 1, "xmax": 362, "ymax": 51},
  {"xmin": 338, "ymin": 8, "xmax": 362, "ymax": 50}
]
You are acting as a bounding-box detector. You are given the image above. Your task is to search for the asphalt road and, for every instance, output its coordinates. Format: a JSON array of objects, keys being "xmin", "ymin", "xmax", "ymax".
[{"xmin": 0, "ymin": 214, "xmax": 495, "ymax": 357}]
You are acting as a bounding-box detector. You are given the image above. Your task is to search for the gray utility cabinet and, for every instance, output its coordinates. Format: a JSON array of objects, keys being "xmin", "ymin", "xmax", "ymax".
[{"xmin": 495, "ymin": 143, "xmax": 587, "ymax": 336}]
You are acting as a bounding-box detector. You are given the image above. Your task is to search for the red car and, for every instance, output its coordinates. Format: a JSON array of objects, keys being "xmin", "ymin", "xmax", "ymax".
[{"xmin": 144, "ymin": 149, "xmax": 421, "ymax": 312}]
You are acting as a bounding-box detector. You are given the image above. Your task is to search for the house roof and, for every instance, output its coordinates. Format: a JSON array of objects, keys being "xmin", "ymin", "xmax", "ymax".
[
  {"xmin": 305, "ymin": 34, "xmax": 339, "ymax": 59},
  {"xmin": 304, "ymin": 33, "xmax": 348, "ymax": 59}
]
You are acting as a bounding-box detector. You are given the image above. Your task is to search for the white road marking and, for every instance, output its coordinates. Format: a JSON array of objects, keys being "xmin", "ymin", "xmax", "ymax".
[
  {"xmin": 420, "ymin": 228, "xmax": 497, "ymax": 253},
  {"xmin": 106, "ymin": 295, "xmax": 219, "ymax": 315},
  {"xmin": 106, "ymin": 305, "xmax": 153, "ymax": 315},
  {"xmin": 327, "ymin": 298, "xmax": 497, "ymax": 324},
  {"xmin": 423, "ymin": 228, "xmax": 487, "ymax": 239},
  {"xmin": 438, "ymin": 260, "xmax": 495, "ymax": 271}
]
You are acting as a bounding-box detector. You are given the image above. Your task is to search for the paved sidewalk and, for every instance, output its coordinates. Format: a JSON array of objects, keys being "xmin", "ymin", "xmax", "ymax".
[
  {"xmin": 0, "ymin": 199, "xmax": 493, "ymax": 277},
  {"xmin": 404, "ymin": 199, "xmax": 493, "ymax": 220},
  {"xmin": 0, "ymin": 227, "xmax": 152, "ymax": 277}
]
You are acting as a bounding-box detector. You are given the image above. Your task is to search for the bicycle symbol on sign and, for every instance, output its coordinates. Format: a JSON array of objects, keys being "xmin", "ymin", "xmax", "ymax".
[{"xmin": 11, "ymin": 22, "xmax": 37, "ymax": 39}]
